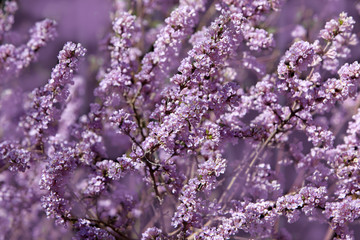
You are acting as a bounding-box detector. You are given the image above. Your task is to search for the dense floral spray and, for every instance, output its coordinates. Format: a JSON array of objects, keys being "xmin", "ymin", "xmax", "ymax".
[{"xmin": 1, "ymin": 0, "xmax": 360, "ymax": 239}]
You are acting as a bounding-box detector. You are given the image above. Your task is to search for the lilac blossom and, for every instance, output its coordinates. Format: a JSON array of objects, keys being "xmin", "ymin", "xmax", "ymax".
[
  {"xmin": 73, "ymin": 218, "xmax": 116, "ymax": 240},
  {"xmin": 2, "ymin": 1, "xmax": 360, "ymax": 240},
  {"xmin": 319, "ymin": 12, "xmax": 358, "ymax": 73},
  {"xmin": 0, "ymin": 0, "xmax": 17, "ymax": 41},
  {"xmin": 0, "ymin": 19, "xmax": 57, "ymax": 82},
  {"xmin": 277, "ymin": 40, "xmax": 315, "ymax": 79},
  {"xmin": 0, "ymin": 140, "xmax": 30, "ymax": 172},
  {"xmin": 19, "ymin": 42, "xmax": 86, "ymax": 145}
]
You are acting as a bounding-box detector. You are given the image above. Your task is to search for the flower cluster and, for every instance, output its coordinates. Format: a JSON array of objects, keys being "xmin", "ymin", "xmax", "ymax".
[{"xmin": 2, "ymin": 0, "xmax": 360, "ymax": 239}]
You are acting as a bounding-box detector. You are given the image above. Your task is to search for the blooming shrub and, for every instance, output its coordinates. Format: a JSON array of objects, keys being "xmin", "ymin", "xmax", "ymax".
[{"xmin": 1, "ymin": 0, "xmax": 360, "ymax": 239}]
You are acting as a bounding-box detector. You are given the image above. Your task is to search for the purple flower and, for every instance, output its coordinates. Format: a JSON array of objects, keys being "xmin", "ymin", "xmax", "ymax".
[
  {"xmin": 278, "ymin": 40, "xmax": 314, "ymax": 79},
  {"xmin": 19, "ymin": 42, "xmax": 86, "ymax": 145}
]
